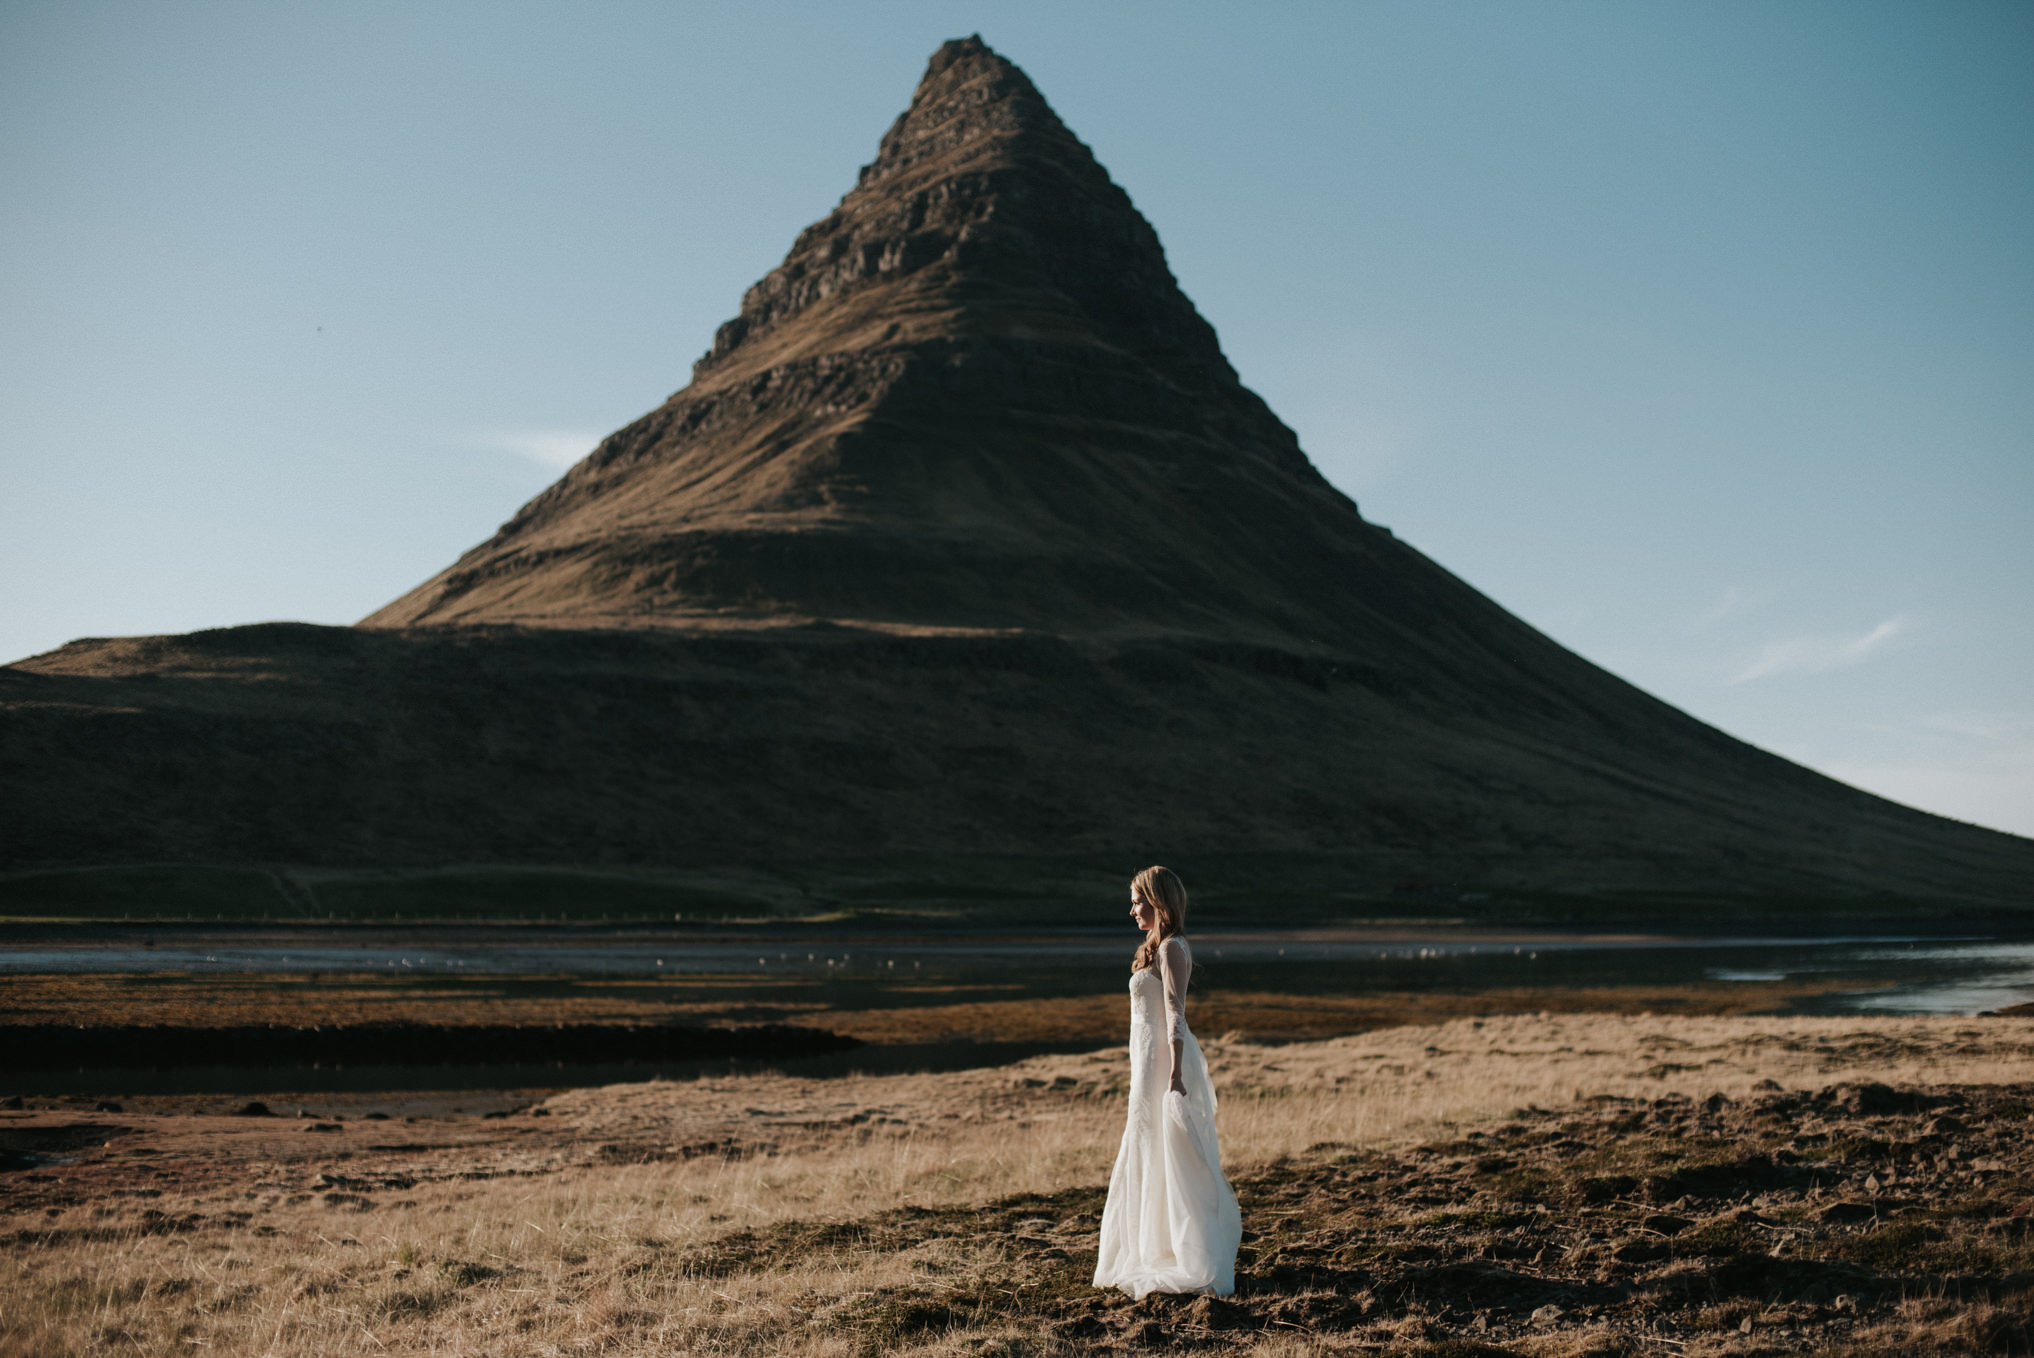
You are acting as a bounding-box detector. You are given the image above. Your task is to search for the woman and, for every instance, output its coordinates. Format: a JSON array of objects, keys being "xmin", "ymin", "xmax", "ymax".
[{"xmin": 1093, "ymin": 865, "xmax": 1242, "ymax": 1298}]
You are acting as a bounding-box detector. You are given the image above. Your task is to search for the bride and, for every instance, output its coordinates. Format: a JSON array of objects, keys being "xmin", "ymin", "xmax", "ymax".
[{"xmin": 1093, "ymin": 866, "xmax": 1242, "ymax": 1298}]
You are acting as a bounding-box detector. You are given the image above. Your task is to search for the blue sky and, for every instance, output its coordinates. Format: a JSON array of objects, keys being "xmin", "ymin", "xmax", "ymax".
[{"xmin": 3, "ymin": 1, "xmax": 2029, "ymax": 836}]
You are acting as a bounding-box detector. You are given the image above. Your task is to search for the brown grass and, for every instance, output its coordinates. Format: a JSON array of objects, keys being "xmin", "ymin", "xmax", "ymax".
[{"xmin": 3, "ymin": 1012, "xmax": 2029, "ymax": 1355}]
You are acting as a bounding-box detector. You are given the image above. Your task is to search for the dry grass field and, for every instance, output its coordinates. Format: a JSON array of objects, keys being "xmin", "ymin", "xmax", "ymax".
[{"xmin": 4, "ymin": 1011, "xmax": 2031, "ymax": 1356}]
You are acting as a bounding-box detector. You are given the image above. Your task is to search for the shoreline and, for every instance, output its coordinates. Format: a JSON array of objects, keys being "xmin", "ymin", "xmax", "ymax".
[{"xmin": 7, "ymin": 917, "xmax": 2026, "ymax": 944}]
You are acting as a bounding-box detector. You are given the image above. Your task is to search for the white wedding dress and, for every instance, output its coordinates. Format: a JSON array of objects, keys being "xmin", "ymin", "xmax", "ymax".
[{"xmin": 1093, "ymin": 935, "xmax": 1241, "ymax": 1298}]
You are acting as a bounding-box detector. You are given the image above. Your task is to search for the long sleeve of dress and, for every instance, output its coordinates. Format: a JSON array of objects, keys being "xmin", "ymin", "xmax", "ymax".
[{"xmin": 1158, "ymin": 936, "xmax": 1191, "ymax": 1044}]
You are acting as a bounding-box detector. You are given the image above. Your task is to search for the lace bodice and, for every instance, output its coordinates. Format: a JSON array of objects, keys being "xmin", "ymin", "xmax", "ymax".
[{"xmin": 1132, "ymin": 935, "xmax": 1192, "ymax": 1043}]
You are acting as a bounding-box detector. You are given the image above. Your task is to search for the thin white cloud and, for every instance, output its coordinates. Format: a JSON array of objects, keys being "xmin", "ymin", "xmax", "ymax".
[
  {"xmin": 1921, "ymin": 709, "xmax": 2034, "ymax": 745},
  {"xmin": 1688, "ymin": 584, "xmax": 1753, "ymax": 633},
  {"xmin": 471, "ymin": 429, "xmax": 603, "ymax": 471},
  {"xmin": 1731, "ymin": 614, "xmax": 1911, "ymax": 683}
]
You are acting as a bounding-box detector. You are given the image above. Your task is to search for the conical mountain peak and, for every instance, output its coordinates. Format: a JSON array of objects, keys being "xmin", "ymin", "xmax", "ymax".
[
  {"xmin": 860, "ymin": 35, "xmax": 1072, "ymax": 190},
  {"xmin": 362, "ymin": 38, "xmax": 1353, "ymax": 640},
  {"xmin": 693, "ymin": 35, "xmax": 1232, "ymax": 390}
]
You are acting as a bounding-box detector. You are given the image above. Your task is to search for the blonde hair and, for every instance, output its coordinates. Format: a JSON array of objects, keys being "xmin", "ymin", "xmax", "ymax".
[{"xmin": 1130, "ymin": 865, "xmax": 1187, "ymax": 973}]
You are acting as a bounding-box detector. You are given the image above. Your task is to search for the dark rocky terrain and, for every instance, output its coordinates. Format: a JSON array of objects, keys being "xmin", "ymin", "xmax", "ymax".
[
  {"xmin": 700, "ymin": 1080, "xmax": 2034, "ymax": 1355},
  {"xmin": 4, "ymin": 36, "xmax": 2029, "ymax": 918}
]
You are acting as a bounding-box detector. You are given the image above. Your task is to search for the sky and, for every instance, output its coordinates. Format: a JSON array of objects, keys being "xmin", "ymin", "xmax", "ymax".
[{"xmin": 3, "ymin": 1, "xmax": 2030, "ymax": 838}]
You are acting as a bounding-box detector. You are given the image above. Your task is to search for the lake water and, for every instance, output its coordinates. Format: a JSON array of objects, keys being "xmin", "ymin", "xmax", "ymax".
[
  {"xmin": 6, "ymin": 925, "xmax": 2029, "ymax": 1102},
  {"xmin": 6, "ymin": 925, "xmax": 2032, "ymax": 1016}
]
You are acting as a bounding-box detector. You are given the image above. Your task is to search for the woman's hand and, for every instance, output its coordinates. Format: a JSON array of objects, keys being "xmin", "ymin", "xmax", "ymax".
[{"xmin": 1169, "ymin": 1069, "xmax": 1186, "ymax": 1096}]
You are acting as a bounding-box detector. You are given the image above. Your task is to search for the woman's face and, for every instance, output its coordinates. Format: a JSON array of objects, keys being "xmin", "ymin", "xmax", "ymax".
[{"xmin": 1129, "ymin": 887, "xmax": 1157, "ymax": 932}]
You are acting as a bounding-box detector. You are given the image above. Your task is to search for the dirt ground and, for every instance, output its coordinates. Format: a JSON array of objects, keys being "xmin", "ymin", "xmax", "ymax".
[{"xmin": 3, "ymin": 1012, "xmax": 2031, "ymax": 1355}]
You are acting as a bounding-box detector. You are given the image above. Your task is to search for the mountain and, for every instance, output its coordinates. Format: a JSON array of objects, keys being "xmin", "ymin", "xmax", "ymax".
[
  {"xmin": 4, "ymin": 38, "xmax": 2029, "ymax": 922},
  {"xmin": 366, "ymin": 35, "xmax": 1372, "ymax": 647}
]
